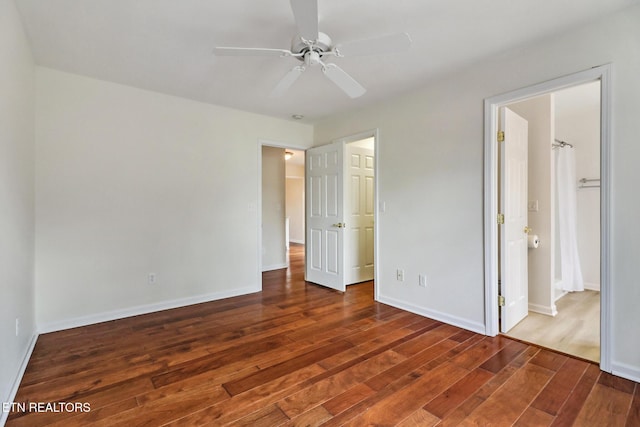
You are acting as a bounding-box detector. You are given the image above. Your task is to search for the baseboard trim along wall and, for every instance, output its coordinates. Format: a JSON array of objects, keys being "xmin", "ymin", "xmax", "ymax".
[
  {"xmin": 529, "ymin": 302, "xmax": 558, "ymax": 317},
  {"xmin": 377, "ymin": 294, "xmax": 486, "ymax": 335},
  {"xmin": 612, "ymin": 362, "xmax": 640, "ymax": 383},
  {"xmin": 37, "ymin": 285, "xmax": 261, "ymax": 334},
  {"xmin": 261, "ymin": 263, "xmax": 288, "ymax": 272},
  {"xmin": 584, "ymin": 282, "xmax": 601, "ymax": 292},
  {"xmin": 1, "ymin": 334, "xmax": 38, "ymax": 427}
]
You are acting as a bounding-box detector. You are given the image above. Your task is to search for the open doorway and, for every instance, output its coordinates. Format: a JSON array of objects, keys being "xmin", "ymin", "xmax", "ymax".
[
  {"xmin": 260, "ymin": 143, "xmax": 307, "ymax": 277},
  {"xmin": 499, "ymin": 82, "xmax": 601, "ymax": 362},
  {"xmin": 285, "ymin": 149, "xmax": 306, "ymax": 269},
  {"xmin": 484, "ymin": 65, "xmax": 611, "ymax": 371},
  {"xmin": 259, "ymin": 131, "xmax": 378, "ymax": 296}
]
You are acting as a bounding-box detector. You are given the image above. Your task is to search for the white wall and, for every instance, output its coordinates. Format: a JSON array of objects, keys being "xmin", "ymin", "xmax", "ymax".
[
  {"xmin": 0, "ymin": 0, "xmax": 35, "ymax": 418},
  {"xmin": 285, "ymin": 178, "xmax": 305, "ymax": 244},
  {"xmin": 262, "ymin": 146, "xmax": 287, "ymax": 270},
  {"xmin": 35, "ymin": 68, "xmax": 313, "ymax": 330},
  {"xmin": 314, "ymin": 5, "xmax": 640, "ymax": 379},
  {"xmin": 555, "ymin": 83, "xmax": 601, "ymax": 290},
  {"xmin": 508, "ymin": 95, "xmax": 555, "ymax": 315},
  {"xmin": 0, "ymin": 0, "xmax": 36, "ymax": 414}
]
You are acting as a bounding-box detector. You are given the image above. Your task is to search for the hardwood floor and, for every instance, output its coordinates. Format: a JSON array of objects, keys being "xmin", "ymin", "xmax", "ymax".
[
  {"xmin": 7, "ymin": 244, "xmax": 639, "ymax": 426},
  {"xmin": 505, "ymin": 291, "xmax": 600, "ymax": 363}
]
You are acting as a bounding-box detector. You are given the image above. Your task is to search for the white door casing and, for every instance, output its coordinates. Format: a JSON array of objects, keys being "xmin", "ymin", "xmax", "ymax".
[
  {"xmin": 500, "ymin": 107, "xmax": 529, "ymax": 333},
  {"xmin": 484, "ymin": 65, "xmax": 611, "ymax": 372},
  {"xmin": 305, "ymin": 143, "xmax": 345, "ymax": 291},
  {"xmin": 345, "ymin": 144, "xmax": 375, "ymax": 285}
]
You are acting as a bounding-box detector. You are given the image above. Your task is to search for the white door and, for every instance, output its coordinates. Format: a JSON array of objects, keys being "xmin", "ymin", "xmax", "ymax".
[
  {"xmin": 345, "ymin": 144, "xmax": 375, "ymax": 285},
  {"xmin": 500, "ymin": 107, "xmax": 529, "ymax": 333},
  {"xmin": 305, "ymin": 143, "xmax": 345, "ymax": 291}
]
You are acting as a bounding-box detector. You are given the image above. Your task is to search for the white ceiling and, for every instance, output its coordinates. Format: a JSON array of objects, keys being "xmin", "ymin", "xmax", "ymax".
[{"xmin": 16, "ymin": 0, "xmax": 639, "ymax": 122}]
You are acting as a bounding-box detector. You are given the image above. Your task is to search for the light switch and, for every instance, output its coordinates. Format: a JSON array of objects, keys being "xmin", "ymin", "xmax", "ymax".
[{"xmin": 528, "ymin": 200, "xmax": 539, "ymax": 212}]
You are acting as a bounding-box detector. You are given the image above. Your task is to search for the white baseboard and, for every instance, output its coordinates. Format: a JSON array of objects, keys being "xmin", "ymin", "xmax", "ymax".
[
  {"xmin": 261, "ymin": 263, "xmax": 288, "ymax": 272},
  {"xmin": 528, "ymin": 302, "xmax": 558, "ymax": 316},
  {"xmin": 377, "ymin": 294, "xmax": 486, "ymax": 335},
  {"xmin": 289, "ymin": 239, "xmax": 305, "ymax": 245},
  {"xmin": 584, "ymin": 281, "xmax": 601, "ymax": 291},
  {"xmin": 611, "ymin": 361, "xmax": 640, "ymax": 383},
  {"xmin": 37, "ymin": 285, "xmax": 261, "ymax": 334},
  {"xmin": 1, "ymin": 333, "xmax": 38, "ymax": 427}
]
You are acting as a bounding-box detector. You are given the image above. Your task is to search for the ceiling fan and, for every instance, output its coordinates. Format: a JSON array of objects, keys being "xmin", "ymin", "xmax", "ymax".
[{"xmin": 213, "ymin": 0, "xmax": 411, "ymax": 98}]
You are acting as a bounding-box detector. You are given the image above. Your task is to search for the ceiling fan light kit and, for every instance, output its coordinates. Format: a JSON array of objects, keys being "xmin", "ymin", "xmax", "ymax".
[{"xmin": 213, "ymin": 0, "xmax": 411, "ymax": 99}]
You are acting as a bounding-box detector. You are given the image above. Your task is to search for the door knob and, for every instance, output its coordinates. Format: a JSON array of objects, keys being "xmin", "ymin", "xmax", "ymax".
[
  {"xmin": 332, "ymin": 223, "xmax": 345, "ymax": 228},
  {"xmin": 524, "ymin": 226, "xmax": 532, "ymax": 234}
]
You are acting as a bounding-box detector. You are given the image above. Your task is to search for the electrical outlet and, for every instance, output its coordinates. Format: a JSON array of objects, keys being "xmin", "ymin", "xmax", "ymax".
[
  {"xmin": 396, "ymin": 269, "xmax": 404, "ymax": 282},
  {"xmin": 15, "ymin": 318, "xmax": 19, "ymax": 337},
  {"xmin": 419, "ymin": 274, "xmax": 427, "ymax": 288},
  {"xmin": 148, "ymin": 273, "xmax": 157, "ymax": 285}
]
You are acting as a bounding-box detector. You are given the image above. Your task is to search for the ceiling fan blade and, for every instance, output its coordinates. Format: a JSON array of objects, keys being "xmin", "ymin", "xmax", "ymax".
[
  {"xmin": 322, "ymin": 63, "xmax": 366, "ymax": 98},
  {"xmin": 270, "ymin": 66, "xmax": 306, "ymax": 97},
  {"xmin": 335, "ymin": 32, "xmax": 412, "ymax": 57},
  {"xmin": 213, "ymin": 47, "xmax": 293, "ymax": 57},
  {"xmin": 290, "ymin": 0, "xmax": 319, "ymax": 41}
]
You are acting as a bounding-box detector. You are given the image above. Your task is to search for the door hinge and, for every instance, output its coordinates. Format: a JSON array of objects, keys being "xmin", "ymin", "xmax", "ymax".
[
  {"xmin": 497, "ymin": 213, "xmax": 504, "ymax": 225},
  {"xmin": 498, "ymin": 295, "xmax": 505, "ymax": 307},
  {"xmin": 497, "ymin": 131, "xmax": 505, "ymax": 142}
]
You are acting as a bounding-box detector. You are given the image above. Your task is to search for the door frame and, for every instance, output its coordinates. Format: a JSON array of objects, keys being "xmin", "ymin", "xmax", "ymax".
[
  {"xmin": 483, "ymin": 65, "xmax": 612, "ymax": 372},
  {"xmin": 331, "ymin": 129, "xmax": 380, "ymax": 299},
  {"xmin": 257, "ymin": 139, "xmax": 309, "ymax": 286}
]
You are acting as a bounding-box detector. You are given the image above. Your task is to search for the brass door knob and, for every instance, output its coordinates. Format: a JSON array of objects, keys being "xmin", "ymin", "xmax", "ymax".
[
  {"xmin": 332, "ymin": 223, "xmax": 345, "ymax": 228},
  {"xmin": 524, "ymin": 226, "xmax": 532, "ymax": 234}
]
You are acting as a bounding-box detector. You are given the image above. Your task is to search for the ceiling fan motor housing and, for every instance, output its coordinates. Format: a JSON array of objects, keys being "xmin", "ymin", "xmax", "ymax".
[{"xmin": 291, "ymin": 32, "xmax": 332, "ymax": 60}]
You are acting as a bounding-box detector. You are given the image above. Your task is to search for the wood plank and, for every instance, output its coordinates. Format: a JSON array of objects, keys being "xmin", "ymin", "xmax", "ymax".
[
  {"xmin": 514, "ymin": 406, "xmax": 555, "ymax": 427},
  {"xmin": 166, "ymin": 364, "xmax": 327, "ymax": 426},
  {"xmin": 151, "ymin": 334, "xmax": 293, "ymax": 388},
  {"xmin": 281, "ymin": 405, "xmax": 333, "ymax": 427},
  {"xmin": 573, "ymin": 383, "xmax": 633, "ymax": 426},
  {"xmin": 392, "ymin": 324, "xmax": 460, "ymax": 357},
  {"xmin": 396, "ymin": 408, "xmax": 440, "ymax": 426},
  {"xmin": 277, "ymin": 349, "xmax": 405, "ymax": 418},
  {"xmin": 531, "ymin": 357, "xmax": 589, "ymax": 416},
  {"xmin": 316, "ymin": 327, "xmax": 413, "ymax": 370},
  {"xmin": 529, "ymin": 348, "xmax": 569, "ymax": 372},
  {"xmin": 232, "ymin": 404, "xmax": 289, "ymax": 427},
  {"xmin": 364, "ymin": 339, "xmax": 460, "ymax": 391},
  {"xmin": 457, "ymin": 363, "xmax": 554, "ymax": 426},
  {"xmin": 478, "ymin": 339, "xmax": 529, "ymax": 373},
  {"xmin": 222, "ymin": 340, "xmax": 352, "ymax": 396},
  {"xmin": 319, "ymin": 374, "xmax": 419, "ymax": 427},
  {"xmin": 321, "ymin": 383, "xmax": 376, "ymax": 416},
  {"xmin": 344, "ymin": 362, "xmax": 469, "ymax": 426},
  {"xmin": 626, "ymin": 384, "xmax": 640, "ymax": 427},
  {"xmin": 448, "ymin": 336, "xmax": 510, "ymax": 370},
  {"xmin": 550, "ymin": 363, "xmax": 601, "ymax": 427},
  {"xmin": 423, "ymin": 367, "xmax": 494, "ymax": 418},
  {"xmin": 598, "ymin": 371, "xmax": 637, "ymax": 394}
]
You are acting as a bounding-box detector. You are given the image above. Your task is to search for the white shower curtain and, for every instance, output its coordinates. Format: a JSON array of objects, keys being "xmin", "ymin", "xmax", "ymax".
[{"xmin": 556, "ymin": 147, "xmax": 584, "ymax": 292}]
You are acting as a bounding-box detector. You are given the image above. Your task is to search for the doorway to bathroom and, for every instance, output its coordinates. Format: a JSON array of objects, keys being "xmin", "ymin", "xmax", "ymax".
[
  {"xmin": 502, "ymin": 82, "xmax": 601, "ymax": 362},
  {"xmin": 483, "ymin": 65, "xmax": 611, "ymax": 370}
]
